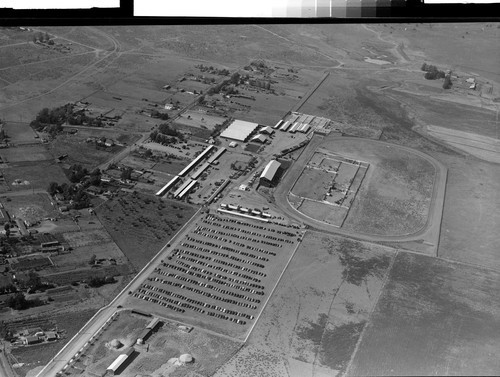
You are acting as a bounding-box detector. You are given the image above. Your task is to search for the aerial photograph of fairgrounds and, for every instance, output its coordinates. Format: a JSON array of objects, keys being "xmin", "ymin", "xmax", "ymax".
[{"xmin": 0, "ymin": 22, "xmax": 498, "ymax": 377}]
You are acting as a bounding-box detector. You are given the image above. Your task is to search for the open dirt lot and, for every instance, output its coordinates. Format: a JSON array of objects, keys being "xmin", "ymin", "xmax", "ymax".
[
  {"xmin": 347, "ymin": 252, "xmax": 500, "ymax": 376},
  {"xmin": 436, "ymin": 153, "xmax": 500, "ymax": 270},
  {"xmin": 96, "ymin": 192, "xmax": 198, "ymax": 271},
  {"xmin": 77, "ymin": 310, "xmax": 242, "ymax": 377},
  {"xmin": 214, "ymin": 231, "xmax": 394, "ymax": 377},
  {"xmin": 127, "ymin": 213, "xmax": 301, "ymax": 340}
]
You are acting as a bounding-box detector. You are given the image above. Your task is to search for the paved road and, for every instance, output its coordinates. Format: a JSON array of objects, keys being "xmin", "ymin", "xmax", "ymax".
[
  {"xmin": 36, "ymin": 207, "xmax": 203, "ymax": 377},
  {"xmin": 0, "ymin": 344, "xmax": 16, "ymax": 377},
  {"xmin": 273, "ymin": 134, "xmax": 448, "ymax": 247}
]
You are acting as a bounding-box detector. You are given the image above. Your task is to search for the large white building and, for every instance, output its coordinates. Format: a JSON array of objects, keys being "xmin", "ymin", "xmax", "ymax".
[
  {"xmin": 220, "ymin": 119, "xmax": 260, "ymax": 142},
  {"xmin": 260, "ymin": 160, "xmax": 281, "ymax": 187}
]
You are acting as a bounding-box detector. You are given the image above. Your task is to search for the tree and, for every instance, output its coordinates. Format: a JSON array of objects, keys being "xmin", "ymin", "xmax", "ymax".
[
  {"xmin": 144, "ymin": 149, "xmax": 153, "ymax": 158},
  {"xmin": 7, "ymin": 293, "xmax": 29, "ymax": 310},
  {"xmin": 421, "ymin": 62, "xmax": 428, "ymax": 71},
  {"xmin": 48, "ymin": 182, "xmax": 59, "ymax": 196},
  {"xmin": 27, "ymin": 270, "xmax": 42, "ymax": 289},
  {"xmin": 121, "ymin": 167, "xmax": 132, "ymax": 180},
  {"xmin": 89, "ymin": 254, "xmax": 96, "ymax": 265},
  {"xmin": 443, "ymin": 75, "xmax": 453, "ymax": 90}
]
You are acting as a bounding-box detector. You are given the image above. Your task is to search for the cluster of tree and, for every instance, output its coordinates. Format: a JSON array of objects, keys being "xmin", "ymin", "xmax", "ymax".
[
  {"xmin": 30, "ymin": 104, "xmax": 101, "ymax": 135},
  {"xmin": 0, "ymin": 129, "xmax": 7, "ymax": 142},
  {"xmin": 158, "ymin": 123, "xmax": 181, "ymax": 138},
  {"xmin": 150, "ymin": 131, "xmax": 177, "ymax": 146},
  {"xmin": 210, "ymin": 118, "xmax": 232, "ymax": 138},
  {"xmin": 150, "ymin": 110, "xmax": 169, "ymax": 120},
  {"xmin": 0, "ymin": 283, "xmax": 16, "ymax": 295},
  {"xmin": 32, "ymin": 31, "xmax": 53, "ymax": 45},
  {"xmin": 195, "ymin": 64, "xmax": 230, "ymax": 76},
  {"xmin": 47, "ymin": 168, "xmax": 99, "ymax": 209},
  {"xmin": 6, "ymin": 292, "xmax": 44, "ymax": 310},
  {"xmin": 68, "ymin": 164, "xmax": 88, "ymax": 183},
  {"xmin": 0, "ymin": 235, "xmax": 21, "ymax": 254},
  {"xmin": 249, "ymin": 79, "xmax": 271, "ymax": 90},
  {"xmin": 120, "ymin": 167, "xmax": 133, "ymax": 180},
  {"xmin": 19, "ymin": 271, "xmax": 54, "ymax": 293},
  {"xmin": 88, "ymin": 275, "xmax": 115, "ymax": 288},
  {"xmin": 421, "ymin": 63, "xmax": 446, "ymax": 80}
]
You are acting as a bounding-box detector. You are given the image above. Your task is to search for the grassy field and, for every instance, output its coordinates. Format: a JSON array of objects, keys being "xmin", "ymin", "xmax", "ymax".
[
  {"xmin": 322, "ymin": 138, "xmax": 435, "ymax": 236},
  {"xmin": 347, "ymin": 251, "xmax": 500, "ymax": 376},
  {"xmin": 436, "ymin": 153, "xmax": 500, "ymax": 270},
  {"xmin": 96, "ymin": 191, "xmax": 198, "ymax": 271},
  {"xmin": 10, "ymin": 309, "xmax": 98, "ymax": 377},
  {"xmin": 1, "ymin": 161, "xmax": 69, "ymax": 192},
  {"xmin": 214, "ymin": 231, "xmax": 394, "ymax": 377}
]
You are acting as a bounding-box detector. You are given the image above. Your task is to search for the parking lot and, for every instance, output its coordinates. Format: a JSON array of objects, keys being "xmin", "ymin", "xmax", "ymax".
[{"xmin": 128, "ymin": 213, "xmax": 302, "ymax": 339}]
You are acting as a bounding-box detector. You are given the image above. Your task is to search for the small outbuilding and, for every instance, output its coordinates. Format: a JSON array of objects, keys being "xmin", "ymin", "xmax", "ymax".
[{"xmin": 179, "ymin": 354, "xmax": 194, "ymax": 364}]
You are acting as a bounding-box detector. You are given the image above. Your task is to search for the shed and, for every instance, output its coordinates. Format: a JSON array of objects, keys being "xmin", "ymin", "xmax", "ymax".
[
  {"xmin": 250, "ymin": 134, "xmax": 267, "ymax": 143},
  {"xmin": 260, "ymin": 126, "xmax": 274, "ymax": 135},
  {"xmin": 107, "ymin": 348, "xmax": 134, "ymax": 375}
]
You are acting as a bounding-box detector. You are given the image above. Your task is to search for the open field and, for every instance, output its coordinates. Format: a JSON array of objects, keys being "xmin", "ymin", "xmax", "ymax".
[
  {"xmin": 3, "ymin": 122, "xmax": 38, "ymax": 144},
  {"xmin": 175, "ymin": 110, "xmax": 226, "ymax": 130},
  {"xmin": 0, "ymin": 145, "xmax": 51, "ymax": 163},
  {"xmin": 214, "ymin": 231, "xmax": 394, "ymax": 377},
  {"xmin": 378, "ymin": 23, "xmax": 500, "ymax": 83},
  {"xmin": 291, "ymin": 167, "xmax": 335, "ymax": 201},
  {"xmin": 46, "ymin": 133, "xmax": 124, "ymax": 170},
  {"xmin": 388, "ymin": 88, "xmax": 499, "ymax": 140},
  {"xmin": 436, "ymin": 153, "xmax": 500, "ymax": 270},
  {"xmin": 320, "ymin": 138, "xmax": 435, "ymax": 236},
  {"xmin": 0, "ymin": 192, "xmax": 58, "ymax": 222},
  {"xmin": 126, "ymin": 213, "xmax": 301, "ymax": 340},
  {"xmin": 9, "ymin": 309, "xmax": 98, "ymax": 377},
  {"xmin": 74, "ymin": 310, "xmax": 242, "ymax": 377},
  {"xmin": 347, "ymin": 252, "xmax": 500, "ymax": 376},
  {"xmin": 426, "ymin": 125, "xmax": 500, "ymax": 163},
  {"xmin": 0, "ymin": 161, "xmax": 69, "ymax": 192},
  {"xmin": 96, "ymin": 191, "xmax": 198, "ymax": 271},
  {"xmin": 51, "ymin": 243, "xmax": 128, "ymax": 270}
]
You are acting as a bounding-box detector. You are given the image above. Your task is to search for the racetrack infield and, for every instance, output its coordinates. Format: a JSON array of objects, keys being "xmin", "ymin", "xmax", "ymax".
[
  {"xmin": 306, "ymin": 138, "xmax": 437, "ymax": 237},
  {"xmin": 346, "ymin": 251, "xmax": 500, "ymax": 376}
]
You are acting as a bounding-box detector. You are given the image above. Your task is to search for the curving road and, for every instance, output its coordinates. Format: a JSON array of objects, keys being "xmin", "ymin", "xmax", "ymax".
[{"xmin": 273, "ymin": 134, "xmax": 447, "ymax": 248}]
